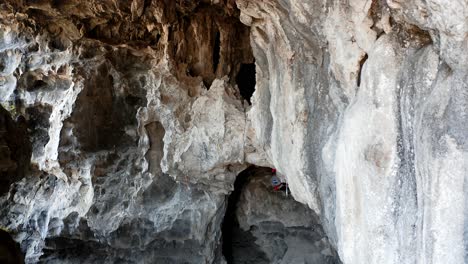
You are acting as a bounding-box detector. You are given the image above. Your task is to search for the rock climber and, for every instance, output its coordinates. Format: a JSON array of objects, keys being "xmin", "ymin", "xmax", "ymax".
[{"xmin": 271, "ymin": 168, "xmax": 288, "ymax": 193}]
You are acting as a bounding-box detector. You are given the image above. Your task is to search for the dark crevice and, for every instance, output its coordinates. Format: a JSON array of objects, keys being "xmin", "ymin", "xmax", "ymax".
[
  {"xmin": 142, "ymin": 0, "xmax": 152, "ymax": 15},
  {"xmin": 0, "ymin": 105, "xmax": 31, "ymax": 196},
  {"xmin": 236, "ymin": 63, "xmax": 256, "ymax": 104},
  {"xmin": 0, "ymin": 229, "xmax": 25, "ymax": 264},
  {"xmin": 368, "ymin": 0, "xmax": 382, "ymax": 27},
  {"xmin": 48, "ymin": 37, "xmax": 69, "ymax": 51},
  {"xmin": 357, "ymin": 54, "xmax": 368, "ymax": 87},
  {"xmin": 202, "ymin": 79, "xmax": 211, "ymax": 89},
  {"xmin": 149, "ymin": 33, "xmax": 161, "ymax": 47},
  {"xmin": 221, "ymin": 166, "xmax": 270, "ymax": 264},
  {"xmin": 28, "ymin": 80, "xmax": 47, "ymax": 92},
  {"xmin": 213, "ymin": 31, "xmax": 221, "ymax": 75}
]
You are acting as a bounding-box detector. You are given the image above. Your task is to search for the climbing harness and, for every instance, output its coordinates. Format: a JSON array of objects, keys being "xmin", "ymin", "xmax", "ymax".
[{"xmin": 271, "ymin": 168, "xmax": 289, "ymax": 197}]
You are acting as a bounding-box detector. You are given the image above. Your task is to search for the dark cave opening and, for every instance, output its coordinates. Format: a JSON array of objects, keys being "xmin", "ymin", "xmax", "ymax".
[
  {"xmin": 213, "ymin": 31, "xmax": 221, "ymax": 74},
  {"xmin": 221, "ymin": 166, "xmax": 270, "ymax": 264},
  {"xmin": 236, "ymin": 63, "xmax": 256, "ymax": 104},
  {"xmin": 0, "ymin": 105, "xmax": 31, "ymax": 197},
  {"xmin": 221, "ymin": 166, "xmax": 342, "ymax": 264},
  {"xmin": 0, "ymin": 229, "xmax": 25, "ymax": 264},
  {"xmin": 28, "ymin": 80, "xmax": 47, "ymax": 92}
]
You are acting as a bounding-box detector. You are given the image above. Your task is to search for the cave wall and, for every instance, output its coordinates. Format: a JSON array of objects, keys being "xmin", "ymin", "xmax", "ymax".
[
  {"xmin": 0, "ymin": 0, "xmax": 467, "ymax": 264},
  {"xmin": 0, "ymin": 1, "xmax": 250, "ymax": 263}
]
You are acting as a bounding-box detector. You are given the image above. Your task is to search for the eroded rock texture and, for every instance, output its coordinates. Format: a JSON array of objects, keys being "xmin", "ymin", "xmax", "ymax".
[
  {"xmin": 0, "ymin": 0, "xmax": 467, "ymax": 263},
  {"xmin": 0, "ymin": 1, "xmax": 250, "ymax": 263}
]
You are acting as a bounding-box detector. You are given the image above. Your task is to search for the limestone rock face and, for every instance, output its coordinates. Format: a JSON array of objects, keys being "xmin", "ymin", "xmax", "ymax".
[
  {"xmin": 239, "ymin": 1, "xmax": 468, "ymax": 264},
  {"xmin": 0, "ymin": 0, "xmax": 467, "ymax": 264},
  {"xmin": 0, "ymin": 1, "xmax": 250, "ymax": 263}
]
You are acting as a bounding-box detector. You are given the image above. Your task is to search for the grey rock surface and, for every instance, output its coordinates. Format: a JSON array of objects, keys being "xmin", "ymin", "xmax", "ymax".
[{"xmin": 0, "ymin": 0, "xmax": 467, "ymax": 263}]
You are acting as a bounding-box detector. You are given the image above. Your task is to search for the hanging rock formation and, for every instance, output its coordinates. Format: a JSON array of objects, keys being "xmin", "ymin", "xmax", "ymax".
[{"xmin": 0, "ymin": 0, "xmax": 467, "ymax": 263}]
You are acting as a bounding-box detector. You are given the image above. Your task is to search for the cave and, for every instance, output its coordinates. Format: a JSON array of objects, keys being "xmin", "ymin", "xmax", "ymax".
[
  {"xmin": 221, "ymin": 166, "xmax": 269, "ymax": 264},
  {"xmin": 236, "ymin": 63, "xmax": 256, "ymax": 104},
  {"xmin": 222, "ymin": 166, "xmax": 340, "ymax": 263},
  {"xmin": 2, "ymin": 0, "xmax": 465, "ymax": 263}
]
